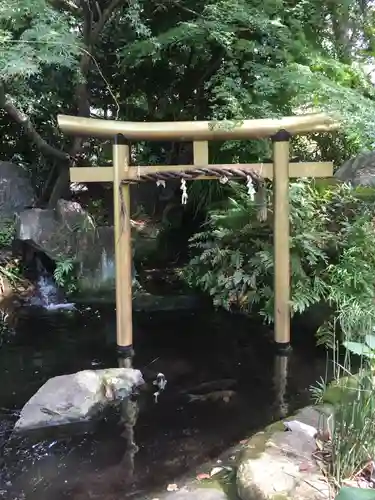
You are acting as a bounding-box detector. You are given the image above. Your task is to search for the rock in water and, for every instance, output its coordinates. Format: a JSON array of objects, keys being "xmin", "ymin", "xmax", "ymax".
[
  {"xmin": 236, "ymin": 406, "xmax": 330, "ymax": 500},
  {"xmin": 13, "ymin": 368, "xmax": 144, "ymax": 433}
]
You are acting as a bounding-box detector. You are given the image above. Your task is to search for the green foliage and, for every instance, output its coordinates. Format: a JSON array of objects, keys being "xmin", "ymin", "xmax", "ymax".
[
  {"xmin": 187, "ymin": 180, "xmax": 233, "ymax": 218},
  {"xmin": 0, "ymin": 262, "xmax": 23, "ymax": 286},
  {"xmin": 1, "ymin": 0, "xmax": 375, "ymax": 202},
  {"xmin": 0, "ymin": 0, "xmax": 80, "ymax": 81},
  {"xmin": 182, "ymin": 180, "xmax": 375, "ymax": 345},
  {"xmin": 0, "ymin": 220, "xmax": 15, "ymax": 248},
  {"xmin": 344, "ymin": 334, "xmax": 375, "ymax": 358},
  {"xmin": 86, "ymin": 199, "xmax": 108, "ymax": 226},
  {"xmin": 312, "ymin": 334, "xmax": 375, "ymax": 485},
  {"xmin": 119, "ymin": 0, "xmax": 375, "ymax": 162},
  {"xmin": 53, "ymin": 258, "xmax": 77, "ymax": 295},
  {"xmin": 331, "ymin": 367, "xmax": 375, "ymax": 483}
]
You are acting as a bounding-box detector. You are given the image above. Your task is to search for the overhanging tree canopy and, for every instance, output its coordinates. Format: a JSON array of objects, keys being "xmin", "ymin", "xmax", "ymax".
[{"xmin": 0, "ymin": 0, "xmax": 375, "ymax": 203}]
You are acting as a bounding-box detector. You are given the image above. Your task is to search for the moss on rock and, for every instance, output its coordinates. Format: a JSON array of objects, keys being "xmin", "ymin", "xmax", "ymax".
[
  {"xmin": 238, "ymin": 421, "xmax": 285, "ymax": 462},
  {"xmin": 236, "ymin": 406, "xmax": 329, "ymax": 500}
]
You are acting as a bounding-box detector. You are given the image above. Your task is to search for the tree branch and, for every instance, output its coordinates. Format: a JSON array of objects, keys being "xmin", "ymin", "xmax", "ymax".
[
  {"xmin": 81, "ymin": 0, "xmax": 94, "ymax": 44},
  {"xmin": 91, "ymin": 0, "xmax": 125, "ymax": 42},
  {"xmin": 0, "ymin": 83, "xmax": 71, "ymax": 163},
  {"xmin": 49, "ymin": 0, "xmax": 126, "ymax": 205}
]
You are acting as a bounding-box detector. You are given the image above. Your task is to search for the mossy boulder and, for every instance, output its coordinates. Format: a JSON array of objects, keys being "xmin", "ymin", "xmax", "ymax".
[{"xmin": 236, "ymin": 406, "xmax": 329, "ymax": 500}]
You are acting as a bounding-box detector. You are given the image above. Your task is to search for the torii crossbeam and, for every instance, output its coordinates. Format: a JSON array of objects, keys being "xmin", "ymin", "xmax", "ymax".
[{"xmin": 57, "ymin": 113, "xmax": 340, "ymax": 358}]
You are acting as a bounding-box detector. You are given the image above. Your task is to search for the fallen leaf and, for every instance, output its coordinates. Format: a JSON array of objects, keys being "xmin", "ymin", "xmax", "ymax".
[
  {"xmin": 196, "ymin": 473, "xmax": 210, "ymax": 481},
  {"xmin": 167, "ymin": 484, "xmax": 179, "ymax": 492}
]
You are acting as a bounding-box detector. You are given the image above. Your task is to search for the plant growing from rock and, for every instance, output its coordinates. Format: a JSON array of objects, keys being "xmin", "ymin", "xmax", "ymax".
[{"xmin": 54, "ymin": 258, "xmax": 77, "ymax": 295}]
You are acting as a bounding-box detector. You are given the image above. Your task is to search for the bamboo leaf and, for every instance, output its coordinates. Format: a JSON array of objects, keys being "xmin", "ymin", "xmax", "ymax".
[
  {"xmin": 343, "ymin": 341, "xmax": 375, "ymax": 358},
  {"xmin": 336, "ymin": 487, "xmax": 375, "ymax": 500},
  {"xmin": 365, "ymin": 334, "xmax": 375, "ymax": 350}
]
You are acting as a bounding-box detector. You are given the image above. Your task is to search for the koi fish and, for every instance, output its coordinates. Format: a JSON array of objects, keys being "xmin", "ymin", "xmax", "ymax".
[
  {"xmin": 187, "ymin": 390, "xmax": 236, "ymax": 404},
  {"xmin": 180, "ymin": 379, "xmax": 236, "ymax": 395}
]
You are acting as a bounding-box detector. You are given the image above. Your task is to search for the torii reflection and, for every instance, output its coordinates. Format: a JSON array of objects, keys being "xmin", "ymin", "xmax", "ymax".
[
  {"xmin": 273, "ymin": 353, "xmax": 290, "ymax": 419},
  {"xmin": 65, "ymin": 365, "xmax": 140, "ymax": 500},
  {"xmin": 115, "ymin": 356, "xmax": 139, "ymax": 486}
]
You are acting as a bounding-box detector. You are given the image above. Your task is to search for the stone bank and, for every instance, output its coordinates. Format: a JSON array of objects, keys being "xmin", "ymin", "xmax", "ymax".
[{"xmin": 236, "ymin": 406, "xmax": 329, "ymax": 500}]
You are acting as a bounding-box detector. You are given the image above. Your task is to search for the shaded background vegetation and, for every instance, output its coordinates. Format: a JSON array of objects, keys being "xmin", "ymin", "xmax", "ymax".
[{"xmin": 1, "ymin": 0, "xmax": 375, "ymax": 211}]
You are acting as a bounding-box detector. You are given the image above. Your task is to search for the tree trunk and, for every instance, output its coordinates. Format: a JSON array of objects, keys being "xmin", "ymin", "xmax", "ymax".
[
  {"xmin": 48, "ymin": 168, "xmax": 71, "ymax": 207},
  {"xmin": 47, "ymin": 0, "xmax": 126, "ymax": 206}
]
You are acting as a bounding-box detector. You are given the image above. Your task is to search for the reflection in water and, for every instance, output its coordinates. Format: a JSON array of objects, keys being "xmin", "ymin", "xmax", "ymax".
[
  {"xmin": 0, "ymin": 306, "xmax": 330, "ymax": 500},
  {"xmin": 66, "ymin": 389, "xmax": 139, "ymax": 500},
  {"xmin": 273, "ymin": 354, "xmax": 289, "ymax": 419},
  {"xmin": 118, "ymin": 356, "xmax": 138, "ymax": 487},
  {"xmin": 119, "ymin": 396, "xmax": 139, "ymax": 484}
]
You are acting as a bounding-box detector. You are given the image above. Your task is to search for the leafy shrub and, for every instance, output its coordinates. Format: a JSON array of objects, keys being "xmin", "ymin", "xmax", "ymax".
[
  {"xmin": 54, "ymin": 258, "xmax": 77, "ymax": 295},
  {"xmin": 313, "ymin": 334, "xmax": 375, "ymax": 487},
  {"xmin": 0, "ymin": 220, "xmax": 15, "ymax": 248},
  {"xmin": 185, "ymin": 179, "xmax": 375, "ymax": 487},
  {"xmin": 182, "ymin": 180, "xmax": 375, "ymax": 345}
]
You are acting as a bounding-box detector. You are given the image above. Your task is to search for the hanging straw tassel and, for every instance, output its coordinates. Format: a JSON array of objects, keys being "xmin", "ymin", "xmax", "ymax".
[{"xmin": 255, "ymin": 182, "xmax": 268, "ymax": 222}]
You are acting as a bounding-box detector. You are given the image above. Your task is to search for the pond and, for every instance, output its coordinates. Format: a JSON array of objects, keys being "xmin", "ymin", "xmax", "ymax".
[{"xmin": 0, "ymin": 303, "xmax": 329, "ymax": 500}]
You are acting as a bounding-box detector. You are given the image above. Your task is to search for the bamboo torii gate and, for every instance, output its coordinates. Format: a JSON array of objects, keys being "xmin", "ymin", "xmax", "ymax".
[{"xmin": 57, "ymin": 113, "xmax": 339, "ymax": 359}]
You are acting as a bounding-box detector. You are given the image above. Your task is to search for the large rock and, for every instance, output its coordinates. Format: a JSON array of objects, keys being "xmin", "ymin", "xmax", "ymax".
[
  {"xmin": 16, "ymin": 199, "xmax": 96, "ymax": 261},
  {"xmin": 236, "ymin": 406, "xmax": 330, "ymax": 500},
  {"xmin": 157, "ymin": 489, "xmax": 229, "ymax": 500},
  {"xmin": 16, "ymin": 199, "xmax": 161, "ymax": 291},
  {"xmin": 335, "ymin": 151, "xmax": 375, "ymax": 186},
  {"xmin": 13, "ymin": 368, "xmax": 144, "ymax": 433},
  {"xmin": 0, "ymin": 161, "xmax": 35, "ymax": 222}
]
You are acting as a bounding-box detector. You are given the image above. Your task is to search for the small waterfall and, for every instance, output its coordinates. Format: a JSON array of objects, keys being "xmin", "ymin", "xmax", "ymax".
[
  {"xmin": 100, "ymin": 248, "xmax": 137, "ymax": 282},
  {"xmin": 100, "ymin": 249, "xmax": 115, "ymax": 283},
  {"xmin": 30, "ymin": 275, "xmax": 75, "ymax": 311}
]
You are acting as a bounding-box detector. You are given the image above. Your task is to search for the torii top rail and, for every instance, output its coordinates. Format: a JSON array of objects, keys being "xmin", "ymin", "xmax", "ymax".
[{"xmin": 57, "ymin": 113, "xmax": 340, "ymax": 357}]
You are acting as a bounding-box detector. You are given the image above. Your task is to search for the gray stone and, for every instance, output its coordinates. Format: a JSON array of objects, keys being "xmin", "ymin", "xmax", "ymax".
[
  {"xmin": 16, "ymin": 208, "xmax": 58, "ymax": 259},
  {"xmin": 334, "ymin": 151, "xmax": 375, "ymax": 186},
  {"xmin": 13, "ymin": 368, "xmax": 144, "ymax": 433},
  {"xmin": 236, "ymin": 406, "xmax": 330, "ymax": 500},
  {"xmin": 16, "ymin": 200, "xmax": 96, "ymax": 262},
  {"xmin": 16, "ymin": 200, "xmax": 159, "ymax": 291},
  {"xmin": 159, "ymin": 489, "xmax": 230, "ymax": 500},
  {"xmin": 0, "ymin": 161, "xmax": 35, "ymax": 221}
]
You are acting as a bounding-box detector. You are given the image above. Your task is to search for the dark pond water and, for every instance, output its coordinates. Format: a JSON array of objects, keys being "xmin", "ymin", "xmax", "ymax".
[{"xmin": 0, "ymin": 303, "xmax": 329, "ymax": 500}]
